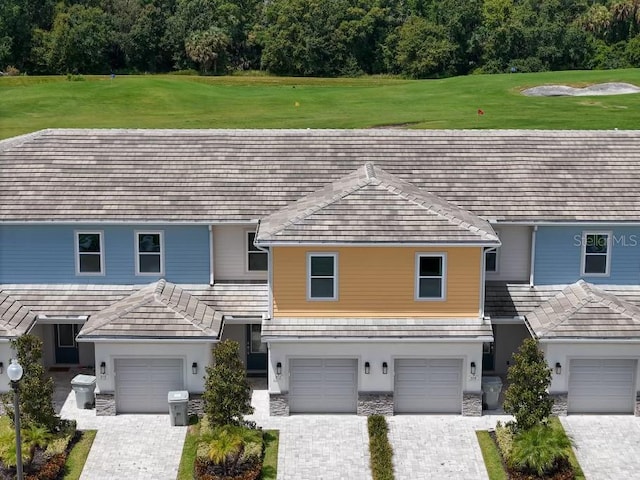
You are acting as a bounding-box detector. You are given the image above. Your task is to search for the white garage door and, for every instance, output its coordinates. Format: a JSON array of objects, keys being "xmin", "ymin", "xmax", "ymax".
[
  {"xmin": 289, "ymin": 358, "xmax": 357, "ymax": 413},
  {"xmin": 395, "ymin": 358, "xmax": 462, "ymax": 413},
  {"xmin": 115, "ymin": 358, "xmax": 184, "ymax": 413},
  {"xmin": 568, "ymin": 359, "xmax": 637, "ymax": 414}
]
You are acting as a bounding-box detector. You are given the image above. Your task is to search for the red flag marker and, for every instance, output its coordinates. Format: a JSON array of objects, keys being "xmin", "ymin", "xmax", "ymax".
[{"xmin": 477, "ymin": 109, "xmax": 485, "ymax": 116}]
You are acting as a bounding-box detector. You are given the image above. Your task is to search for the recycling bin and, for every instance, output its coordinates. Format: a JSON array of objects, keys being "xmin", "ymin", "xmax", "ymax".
[
  {"xmin": 71, "ymin": 374, "xmax": 96, "ymax": 409},
  {"xmin": 168, "ymin": 390, "xmax": 189, "ymax": 426},
  {"xmin": 481, "ymin": 376, "xmax": 503, "ymax": 410}
]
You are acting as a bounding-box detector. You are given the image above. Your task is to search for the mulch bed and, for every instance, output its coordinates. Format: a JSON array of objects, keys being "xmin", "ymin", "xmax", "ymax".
[{"xmin": 194, "ymin": 457, "xmax": 262, "ymax": 480}]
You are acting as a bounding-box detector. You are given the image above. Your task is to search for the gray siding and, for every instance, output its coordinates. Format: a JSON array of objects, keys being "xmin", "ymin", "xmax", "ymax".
[
  {"xmin": 213, "ymin": 225, "xmax": 267, "ymax": 282},
  {"xmin": 486, "ymin": 226, "xmax": 531, "ymax": 282}
]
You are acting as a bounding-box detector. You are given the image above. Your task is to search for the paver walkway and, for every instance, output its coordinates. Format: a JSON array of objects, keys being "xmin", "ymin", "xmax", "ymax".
[{"xmin": 561, "ymin": 415, "xmax": 640, "ymax": 480}]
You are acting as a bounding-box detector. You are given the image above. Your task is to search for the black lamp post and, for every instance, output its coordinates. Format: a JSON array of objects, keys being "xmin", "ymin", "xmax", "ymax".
[{"xmin": 7, "ymin": 359, "xmax": 23, "ymax": 480}]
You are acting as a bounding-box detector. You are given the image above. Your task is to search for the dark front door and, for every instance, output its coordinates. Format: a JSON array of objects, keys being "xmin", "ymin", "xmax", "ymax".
[
  {"xmin": 54, "ymin": 324, "xmax": 80, "ymax": 364},
  {"xmin": 246, "ymin": 324, "xmax": 267, "ymax": 372}
]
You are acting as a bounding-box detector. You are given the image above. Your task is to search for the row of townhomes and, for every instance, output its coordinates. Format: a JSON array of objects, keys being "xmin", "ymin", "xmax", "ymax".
[{"xmin": 1, "ymin": 128, "xmax": 639, "ymax": 417}]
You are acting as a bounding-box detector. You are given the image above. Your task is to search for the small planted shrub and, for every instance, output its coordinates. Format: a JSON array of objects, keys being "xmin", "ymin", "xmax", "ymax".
[
  {"xmin": 511, "ymin": 425, "xmax": 571, "ymax": 477},
  {"xmin": 367, "ymin": 415, "xmax": 394, "ymax": 480},
  {"xmin": 494, "ymin": 421, "xmax": 515, "ymax": 466}
]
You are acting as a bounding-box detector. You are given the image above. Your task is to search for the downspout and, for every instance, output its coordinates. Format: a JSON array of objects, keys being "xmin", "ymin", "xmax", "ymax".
[
  {"xmin": 208, "ymin": 225, "xmax": 215, "ymax": 286},
  {"xmin": 529, "ymin": 226, "xmax": 538, "ymax": 288},
  {"xmin": 253, "ymin": 220, "xmax": 273, "ymax": 319},
  {"xmin": 480, "ymin": 247, "xmax": 488, "ymax": 320}
]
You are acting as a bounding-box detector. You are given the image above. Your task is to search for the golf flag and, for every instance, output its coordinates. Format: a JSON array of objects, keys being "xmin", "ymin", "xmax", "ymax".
[{"xmin": 477, "ymin": 109, "xmax": 485, "ymax": 116}]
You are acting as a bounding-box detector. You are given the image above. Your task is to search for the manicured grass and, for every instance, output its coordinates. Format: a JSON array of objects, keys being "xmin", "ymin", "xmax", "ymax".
[
  {"xmin": 63, "ymin": 430, "xmax": 97, "ymax": 480},
  {"xmin": 367, "ymin": 415, "xmax": 394, "ymax": 480},
  {"xmin": 476, "ymin": 419, "xmax": 585, "ymax": 480},
  {"xmin": 1, "ymin": 69, "xmax": 640, "ymax": 139},
  {"xmin": 177, "ymin": 422, "xmax": 279, "ymax": 480}
]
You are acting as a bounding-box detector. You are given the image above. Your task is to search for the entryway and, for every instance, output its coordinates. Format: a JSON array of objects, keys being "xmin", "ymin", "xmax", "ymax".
[{"xmin": 54, "ymin": 324, "xmax": 80, "ymax": 364}]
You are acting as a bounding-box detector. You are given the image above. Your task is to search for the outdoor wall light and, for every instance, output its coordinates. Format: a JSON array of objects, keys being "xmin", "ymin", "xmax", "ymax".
[
  {"xmin": 382, "ymin": 362, "xmax": 388, "ymax": 374},
  {"xmin": 364, "ymin": 362, "xmax": 370, "ymax": 374},
  {"xmin": 276, "ymin": 362, "xmax": 282, "ymax": 376},
  {"xmin": 555, "ymin": 362, "xmax": 562, "ymax": 375},
  {"xmin": 192, "ymin": 362, "xmax": 198, "ymax": 375},
  {"xmin": 100, "ymin": 362, "xmax": 106, "ymax": 375},
  {"xmin": 0, "ymin": 362, "xmax": 4, "ymax": 375},
  {"xmin": 470, "ymin": 362, "xmax": 476, "ymax": 375}
]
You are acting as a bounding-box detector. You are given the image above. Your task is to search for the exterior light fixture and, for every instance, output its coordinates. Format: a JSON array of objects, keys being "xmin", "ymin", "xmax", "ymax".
[
  {"xmin": 470, "ymin": 362, "xmax": 476, "ymax": 375},
  {"xmin": 382, "ymin": 362, "xmax": 388, "ymax": 374},
  {"xmin": 7, "ymin": 359, "xmax": 24, "ymax": 480},
  {"xmin": 192, "ymin": 362, "xmax": 198, "ymax": 375},
  {"xmin": 555, "ymin": 362, "xmax": 562, "ymax": 375},
  {"xmin": 0, "ymin": 361, "xmax": 4, "ymax": 374},
  {"xmin": 276, "ymin": 362, "xmax": 282, "ymax": 376},
  {"xmin": 364, "ymin": 362, "xmax": 370, "ymax": 374},
  {"xmin": 100, "ymin": 362, "xmax": 106, "ymax": 375}
]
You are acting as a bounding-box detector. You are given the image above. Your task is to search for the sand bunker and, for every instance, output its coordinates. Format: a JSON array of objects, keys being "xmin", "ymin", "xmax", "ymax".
[{"xmin": 522, "ymin": 82, "xmax": 640, "ymax": 97}]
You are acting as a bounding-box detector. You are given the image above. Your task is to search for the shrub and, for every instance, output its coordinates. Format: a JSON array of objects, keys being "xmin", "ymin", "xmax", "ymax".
[
  {"xmin": 198, "ymin": 425, "xmax": 263, "ymax": 478},
  {"xmin": 494, "ymin": 421, "xmax": 515, "ymax": 466},
  {"xmin": 44, "ymin": 436, "xmax": 70, "ymax": 457},
  {"xmin": 511, "ymin": 425, "xmax": 571, "ymax": 477},
  {"xmin": 367, "ymin": 415, "xmax": 394, "ymax": 480},
  {"xmin": 5, "ymin": 65, "xmax": 20, "ymax": 76},
  {"xmin": 503, "ymin": 338, "xmax": 553, "ymax": 432}
]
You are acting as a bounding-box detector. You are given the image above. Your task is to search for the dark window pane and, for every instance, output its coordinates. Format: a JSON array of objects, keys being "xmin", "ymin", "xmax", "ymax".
[
  {"xmin": 78, "ymin": 233, "xmax": 100, "ymax": 253},
  {"xmin": 249, "ymin": 252, "xmax": 268, "ymax": 271},
  {"xmin": 79, "ymin": 254, "xmax": 101, "ymax": 273},
  {"xmin": 586, "ymin": 234, "xmax": 608, "ymax": 254},
  {"xmin": 139, "ymin": 234, "xmax": 161, "ymax": 252},
  {"xmin": 57, "ymin": 324, "xmax": 76, "ymax": 347},
  {"xmin": 139, "ymin": 254, "xmax": 161, "ymax": 273},
  {"xmin": 311, "ymin": 256, "xmax": 334, "ymax": 276},
  {"xmin": 248, "ymin": 232, "xmax": 261, "ymax": 252},
  {"xmin": 585, "ymin": 255, "xmax": 607, "ymax": 274},
  {"xmin": 485, "ymin": 251, "xmax": 497, "ymax": 272},
  {"xmin": 419, "ymin": 256, "xmax": 442, "ymax": 276},
  {"xmin": 311, "ymin": 278, "xmax": 334, "ymax": 298},
  {"xmin": 419, "ymin": 278, "xmax": 442, "ymax": 298}
]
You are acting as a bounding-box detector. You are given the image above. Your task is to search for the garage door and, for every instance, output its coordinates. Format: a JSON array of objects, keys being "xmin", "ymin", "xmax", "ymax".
[
  {"xmin": 115, "ymin": 358, "xmax": 184, "ymax": 413},
  {"xmin": 289, "ymin": 358, "xmax": 357, "ymax": 413},
  {"xmin": 394, "ymin": 358, "xmax": 462, "ymax": 413},
  {"xmin": 568, "ymin": 359, "xmax": 637, "ymax": 414}
]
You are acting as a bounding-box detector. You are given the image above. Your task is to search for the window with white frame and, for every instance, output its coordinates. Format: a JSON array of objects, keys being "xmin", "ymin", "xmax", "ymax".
[
  {"xmin": 136, "ymin": 231, "xmax": 164, "ymax": 275},
  {"xmin": 416, "ymin": 253, "xmax": 446, "ymax": 300},
  {"xmin": 485, "ymin": 248, "xmax": 498, "ymax": 272},
  {"xmin": 76, "ymin": 231, "xmax": 104, "ymax": 275},
  {"xmin": 247, "ymin": 231, "xmax": 268, "ymax": 271},
  {"xmin": 582, "ymin": 232, "xmax": 611, "ymax": 276},
  {"xmin": 307, "ymin": 253, "xmax": 337, "ymax": 300}
]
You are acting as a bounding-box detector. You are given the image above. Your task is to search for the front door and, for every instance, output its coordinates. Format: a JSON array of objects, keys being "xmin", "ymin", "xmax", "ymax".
[
  {"xmin": 246, "ymin": 324, "xmax": 267, "ymax": 372},
  {"xmin": 54, "ymin": 324, "xmax": 80, "ymax": 364}
]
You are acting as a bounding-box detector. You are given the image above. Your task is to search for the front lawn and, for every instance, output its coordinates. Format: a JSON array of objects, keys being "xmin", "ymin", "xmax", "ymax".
[{"xmin": 63, "ymin": 430, "xmax": 97, "ymax": 480}]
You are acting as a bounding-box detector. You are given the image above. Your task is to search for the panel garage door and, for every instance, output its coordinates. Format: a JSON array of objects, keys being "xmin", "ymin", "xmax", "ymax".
[
  {"xmin": 568, "ymin": 359, "xmax": 637, "ymax": 414},
  {"xmin": 394, "ymin": 358, "xmax": 463, "ymax": 413},
  {"xmin": 115, "ymin": 358, "xmax": 184, "ymax": 413},
  {"xmin": 289, "ymin": 358, "xmax": 357, "ymax": 413}
]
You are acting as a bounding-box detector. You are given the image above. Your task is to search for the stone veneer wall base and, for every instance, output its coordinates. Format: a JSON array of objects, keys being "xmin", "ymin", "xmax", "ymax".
[
  {"xmin": 95, "ymin": 393, "xmax": 116, "ymax": 416},
  {"xmin": 270, "ymin": 393, "xmax": 290, "ymax": 416},
  {"xmin": 188, "ymin": 394, "xmax": 204, "ymax": 417},
  {"xmin": 635, "ymin": 392, "xmax": 640, "ymax": 417},
  {"xmin": 463, "ymin": 392, "xmax": 482, "ymax": 416},
  {"xmin": 551, "ymin": 392, "xmax": 568, "ymax": 416},
  {"xmin": 357, "ymin": 392, "xmax": 394, "ymax": 416}
]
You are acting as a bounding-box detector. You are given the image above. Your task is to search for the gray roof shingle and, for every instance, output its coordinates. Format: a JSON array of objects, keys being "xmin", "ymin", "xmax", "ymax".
[
  {"xmin": 3, "ymin": 129, "xmax": 640, "ymax": 223},
  {"xmin": 256, "ymin": 163, "xmax": 499, "ymax": 244},
  {"xmin": 0, "ymin": 292, "xmax": 37, "ymax": 337}
]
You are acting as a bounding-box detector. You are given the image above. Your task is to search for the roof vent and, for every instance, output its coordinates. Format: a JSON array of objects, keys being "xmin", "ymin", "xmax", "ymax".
[{"xmin": 364, "ymin": 162, "xmax": 376, "ymax": 180}]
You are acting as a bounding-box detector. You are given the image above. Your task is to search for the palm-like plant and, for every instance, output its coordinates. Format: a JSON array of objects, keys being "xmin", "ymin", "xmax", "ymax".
[
  {"xmin": 511, "ymin": 425, "xmax": 571, "ymax": 477},
  {"xmin": 201, "ymin": 427, "xmax": 244, "ymax": 476}
]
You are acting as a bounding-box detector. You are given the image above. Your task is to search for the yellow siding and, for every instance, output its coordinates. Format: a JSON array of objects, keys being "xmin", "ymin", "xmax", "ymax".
[{"xmin": 272, "ymin": 246, "xmax": 482, "ymax": 318}]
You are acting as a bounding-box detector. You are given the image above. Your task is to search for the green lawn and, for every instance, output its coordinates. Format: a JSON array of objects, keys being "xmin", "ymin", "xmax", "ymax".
[
  {"xmin": 1, "ymin": 69, "xmax": 639, "ymax": 139},
  {"xmin": 64, "ymin": 430, "xmax": 97, "ymax": 480}
]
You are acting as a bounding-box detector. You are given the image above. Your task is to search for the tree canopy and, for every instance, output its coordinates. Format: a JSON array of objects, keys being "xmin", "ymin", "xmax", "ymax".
[{"xmin": 1, "ymin": 0, "xmax": 640, "ymax": 77}]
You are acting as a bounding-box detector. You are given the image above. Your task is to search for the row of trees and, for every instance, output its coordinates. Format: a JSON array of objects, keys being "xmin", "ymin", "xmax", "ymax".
[{"xmin": 2, "ymin": 0, "xmax": 640, "ymax": 78}]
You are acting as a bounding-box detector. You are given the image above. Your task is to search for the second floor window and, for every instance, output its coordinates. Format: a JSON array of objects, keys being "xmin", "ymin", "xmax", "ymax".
[
  {"xmin": 582, "ymin": 232, "xmax": 610, "ymax": 276},
  {"xmin": 416, "ymin": 253, "xmax": 446, "ymax": 300},
  {"xmin": 136, "ymin": 231, "xmax": 164, "ymax": 275},
  {"xmin": 76, "ymin": 231, "xmax": 104, "ymax": 275},
  {"xmin": 247, "ymin": 232, "xmax": 268, "ymax": 271},
  {"xmin": 485, "ymin": 248, "xmax": 498, "ymax": 272},
  {"xmin": 308, "ymin": 253, "xmax": 337, "ymax": 300}
]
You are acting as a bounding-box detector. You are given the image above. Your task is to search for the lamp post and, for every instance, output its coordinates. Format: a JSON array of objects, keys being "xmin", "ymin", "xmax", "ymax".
[{"xmin": 7, "ymin": 359, "xmax": 23, "ymax": 480}]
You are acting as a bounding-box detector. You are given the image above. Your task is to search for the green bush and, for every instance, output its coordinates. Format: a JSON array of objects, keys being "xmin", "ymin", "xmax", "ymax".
[
  {"xmin": 367, "ymin": 415, "xmax": 394, "ymax": 480},
  {"xmin": 511, "ymin": 425, "xmax": 571, "ymax": 477},
  {"xmin": 494, "ymin": 421, "xmax": 515, "ymax": 466},
  {"xmin": 197, "ymin": 424, "xmax": 264, "ymax": 477}
]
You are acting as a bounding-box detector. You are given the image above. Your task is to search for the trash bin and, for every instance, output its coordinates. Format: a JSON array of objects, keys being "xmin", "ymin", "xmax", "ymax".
[
  {"xmin": 70, "ymin": 374, "xmax": 96, "ymax": 409},
  {"xmin": 481, "ymin": 376, "xmax": 503, "ymax": 410},
  {"xmin": 168, "ymin": 390, "xmax": 189, "ymax": 426}
]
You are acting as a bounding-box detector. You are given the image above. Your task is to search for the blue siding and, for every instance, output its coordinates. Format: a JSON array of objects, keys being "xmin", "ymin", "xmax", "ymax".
[
  {"xmin": 0, "ymin": 225, "xmax": 210, "ymax": 284},
  {"xmin": 534, "ymin": 226, "xmax": 640, "ymax": 285}
]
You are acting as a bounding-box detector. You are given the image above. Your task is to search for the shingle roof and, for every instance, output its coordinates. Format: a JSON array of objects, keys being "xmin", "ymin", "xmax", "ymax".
[
  {"xmin": 256, "ymin": 163, "xmax": 499, "ymax": 244},
  {"xmin": 486, "ymin": 281, "xmax": 640, "ymax": 340},
  {"xmin": 262, "ymin": 317, "xmax": 493, "ymax": 339},
  {"xmin": 0, "ymin": 292, "xmax": 37, "ymax": 337},
  {"xmin": 186, "ymin": 282, "xmax": 268, "ymax": 317},
  {"xmin": 78, "ymin": 280, "xmax": 223, "ymax": 339},
  {"xmin": 3, "ymin": 128, "xmax": 640, "ymax": 222}
]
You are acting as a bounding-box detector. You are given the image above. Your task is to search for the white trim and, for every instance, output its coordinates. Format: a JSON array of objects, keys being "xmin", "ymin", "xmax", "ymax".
[
  {"xmin": 493, "ymin": 221, "xmax": 640, "ymax": 226},
  {"xmin": 256, "ymin": 241, "xmax": 500, "ymax": 247},
  {"xmin": 264, "ymin": 336, "xmax": 493, "ymax": 343},
  {"xmin": 529, "ymin": 226, "xmax": 537, "ymax": 287},
  {"xmin": 75, "ymin": 230, "xmax": 105, "ymax": 276},
  {"xmin": 306, "ymin": 252, "xmax": 338, "ymax": 301},
  {"xmin": 134, "ymin": 230, "xmax": 165, "ymax": 276},
  {"xmin": 580, "ymin": 231, "xmax": 612, "ymax": 277},
  {"xmin": 208, "ymin": 225, "xmax": 214, "ymax": 286},
  {"xmin": 246, "ymin": 229, "xmax": 268, "ymax": 273},
  {"xmin": 480, "ymin": 248, "xmax": 486, "ymax": 318},
  {"xmin": 268, "ymin": 247, "xmax": 274, "ymax": 317},
  {"xmin": 540, "ymin": 338, "xmax": 640, "ymax": 344},
  {"xmin": 37, "ymin": 314, "xmax": 88, "ymax": 325},
  {"xmin": 1, "ymin": 220, "xmax": 260, "ymax": 225},
  {"xmin": 415, "ymin": 252, "xmax": 446, "ymax": 301},
  {"xmin": 77, "ymin": 337, "xmax": 219, "ymax": 343}
]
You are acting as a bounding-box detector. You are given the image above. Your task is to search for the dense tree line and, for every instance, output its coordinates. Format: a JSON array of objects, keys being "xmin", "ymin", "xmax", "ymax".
[{"xmin": 1, "ymin": 0, "xmax": 640, "ymax": 78}]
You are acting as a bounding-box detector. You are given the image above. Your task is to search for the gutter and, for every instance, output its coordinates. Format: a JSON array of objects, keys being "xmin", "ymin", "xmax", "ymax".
[
  {"xmin": 263, "ymin": 336, "xmax": 494, "ymax": 343},
  {"xmin": 208, "ymin": 225, "xmax": 215, "ymax": 286},
  {"xmin": 529, "ymin": 226, "xmax": 537, "ymax": 287},
  {"xmin": 77, "ymin": 337, "xmax": 220, "ymax": 343}
]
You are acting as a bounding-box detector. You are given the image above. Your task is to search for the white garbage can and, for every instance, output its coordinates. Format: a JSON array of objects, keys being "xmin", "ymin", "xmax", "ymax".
[
  {"xmin": 481, "ymin": 376, "xmax": 503, "ymax": 410},
  {"xmin": 71, "ymin": 374, "xmax": 96, "ymax": 409},
  {"xmin": 168, "ymin": 390, "xmax": 189, "ymax": 426}
]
